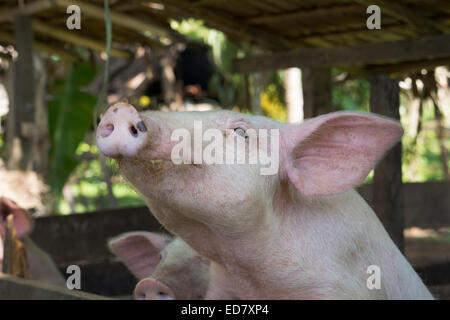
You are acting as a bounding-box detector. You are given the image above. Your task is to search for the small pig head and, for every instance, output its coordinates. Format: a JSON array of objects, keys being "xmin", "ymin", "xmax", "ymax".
[
  {"xmin": 0, "ymin": 197, "xmax": 33, "ymax": 271},
  {"xmin": 0, "ymin": 197, "xmax": 33, "ymax": 240},
  {"xmin": 109, "ymin": 232, "xmax": 210, "ymax": 300},
  {"xmin": 0, "ymin": 197, "xmax": 65, "ymax": 287}
]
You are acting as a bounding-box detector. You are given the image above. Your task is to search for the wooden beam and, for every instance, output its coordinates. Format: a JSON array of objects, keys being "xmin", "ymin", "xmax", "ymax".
[
  {"xmin": 366, "ymin": 57, "xmax": 450, "ymax": 77},
  {"xmin": 369, "ymin": 73, "xmax": 404, "ymax": 251},
  {"xmin": 233, "ymin": 34, "xmax": 450, "ymax": 73},
  {"xmin": 0, "ymin": 0, "xmax": 56, "ymax": 22},
  {"xmin": 54, "ymin": 0, "xmax": 171, "ymax": 39},
  {"xmin": 246, "ymin": 4, "xmax": 361, "ymax": 25},
  {"xmin": 296, "ymin": 22, "xmax": 414, "ymax": 48},
  {"xmin": 158, "ymin": 0, "xmax": 294, "ymax": 51},
  {"xmin": 32, "ymin": 20, "xmax": 132, "ymax": 59},
  {"xmin": 0, "ymin": 31, "xmax": 81, "ymax": 62},
  {"xmin": 351, "ymin": 0, "xmax": 449, "ymax": 33}
]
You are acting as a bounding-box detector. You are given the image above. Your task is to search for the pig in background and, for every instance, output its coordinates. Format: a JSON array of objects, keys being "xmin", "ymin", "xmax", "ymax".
[
  {"xmin": 108, "ymin": 231, "xmax": 211, "ymax": 300},
  {"xmin": 97, "ymin": 102, "xmax": 433, "ymax": 299},
  {"xmin": 0, "ymin": 197, "xmax": 65, "ymax": 287}
]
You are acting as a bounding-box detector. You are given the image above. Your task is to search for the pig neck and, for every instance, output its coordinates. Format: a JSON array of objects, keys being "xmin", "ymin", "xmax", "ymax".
[
  {"xmin": 268, "ymin": 183, "xmax": 432, "ymax": 299},
  {"xmin": 146, "ymin": 186, "xmax": 431, "ymax": 299}
]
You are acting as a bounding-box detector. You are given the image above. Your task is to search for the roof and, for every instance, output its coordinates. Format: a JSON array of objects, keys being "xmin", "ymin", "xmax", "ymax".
[{"xmin": 0, "ymin": 0, "xmax": 449, "ymax": 66}]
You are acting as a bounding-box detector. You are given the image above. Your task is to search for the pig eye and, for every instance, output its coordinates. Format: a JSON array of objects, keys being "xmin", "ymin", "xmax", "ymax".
[{"xmin": 234, "ymin": 128, "xmax": 247, "ymax": 139}]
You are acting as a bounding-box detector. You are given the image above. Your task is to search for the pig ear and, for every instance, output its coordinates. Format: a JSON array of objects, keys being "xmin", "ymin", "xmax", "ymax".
[
  {"xmin": 281, "ymin": 112, "xmax": 403, "ymax": 196},
  {"xmin": 108, "ymin": 231, "xmax": 171, "ymax": 279},
  {"xmin": 0, "ymin": 197, "xmax": 33, "ymax": 238}
]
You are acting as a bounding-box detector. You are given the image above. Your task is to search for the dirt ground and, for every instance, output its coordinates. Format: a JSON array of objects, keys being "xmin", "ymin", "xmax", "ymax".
[{"xmin": 404, "ymin": 227, "xmax": 450, "ymax": 300}]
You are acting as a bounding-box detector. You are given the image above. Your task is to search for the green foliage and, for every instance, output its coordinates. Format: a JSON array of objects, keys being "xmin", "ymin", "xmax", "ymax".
[
  {"xmin": 56, "ymin": 147, "xmax": 145, "ymax": 214},
  {"xmin": 333, "ymin": 72, "xmax": 370, "ymax": 111},
  {"xmin": 48, "ymin": 62, "xmax": 97, "ymax": 196},
  {"xmin": 401, "ymin": 101, "xmax": 449, "ymax": 182},
  {"xmin": 261, "ymin": 77, "xmax": 287, "ymax": 123}
]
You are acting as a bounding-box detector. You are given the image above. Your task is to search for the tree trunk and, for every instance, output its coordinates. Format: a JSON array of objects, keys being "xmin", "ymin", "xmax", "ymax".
[
  {"xmin": 7, "ymin": 15, "xmax": 35, "ymax": 171},
  {"xmin": 285, "ymin": 68, "xmax": 303, "ymax": 123},
  {"xmin": 434, "ymin": 104, "xmax": 450, "ymax": 180},
  {"xmin": 32, "ymin": 53, "xmax": 49, "ymax": 179},
  {"xmin": 435, "ymin": 67, "xmax": 450, "ymax": 127}
]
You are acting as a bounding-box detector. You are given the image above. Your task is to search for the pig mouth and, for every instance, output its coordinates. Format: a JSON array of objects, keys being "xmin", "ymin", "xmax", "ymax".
[
  {"xmin": 117, "ymin": 157, "xmax": 173, "ymax": 180},
  {"xmin": 117, "ymin": 156, "xmax": 203, "ymax": 186}
]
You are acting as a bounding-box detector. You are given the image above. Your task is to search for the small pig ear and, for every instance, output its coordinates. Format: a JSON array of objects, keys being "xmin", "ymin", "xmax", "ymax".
[
  {"xmin": 108, "ymin": 231, "xmax": 171, "ymax": 279},
  {"xmin": 0, "ymin": 197, "xmax": 33, "ymax": 238},
  {"xmin": 281, "ymin": 112, "xmax": 403, "ymax": 196}
]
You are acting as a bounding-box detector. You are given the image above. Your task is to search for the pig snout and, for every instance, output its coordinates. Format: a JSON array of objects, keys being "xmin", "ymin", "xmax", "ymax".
[
  {"xmin": 96, "ymin": 103, "xmax": 148, "ymax": 158},
  {"xmin": 134, "ymin": 278, "xmax": 175, "ymax": 300}
]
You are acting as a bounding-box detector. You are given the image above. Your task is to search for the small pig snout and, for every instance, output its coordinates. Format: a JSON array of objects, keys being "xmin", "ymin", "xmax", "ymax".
[
  {"xmin": 135, "ymin": 278, "xmax": 175, "ymax": 300},
  {"xmin": 96, "ymin": 103, "xmax": 148, "ymax": 158}
]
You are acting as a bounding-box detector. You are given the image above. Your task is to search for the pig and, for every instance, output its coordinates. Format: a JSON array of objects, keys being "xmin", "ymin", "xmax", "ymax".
[
  {"xmin": 0, "ymin": 197, "xmax": 66, "ymax": 287},
  {"xmin": 96, "ymin": 102, "xmax": 433, "ymax": 299},
  {"xmin": 108, "ymin": 231, "xmax": 210, "ymax": 300}
]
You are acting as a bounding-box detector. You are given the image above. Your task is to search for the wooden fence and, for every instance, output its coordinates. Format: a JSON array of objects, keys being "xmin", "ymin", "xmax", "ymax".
[{"xmin": 13, "ymin": 181, "xmax": 448, "ymax": 298}]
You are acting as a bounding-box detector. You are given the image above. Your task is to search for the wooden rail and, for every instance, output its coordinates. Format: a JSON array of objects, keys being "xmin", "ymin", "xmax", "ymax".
[
  {"xmin": 29, "ymin": 182, "xmax": 450, "ymax": 266},
  {"xmin": 358, "ymin": 182, "xmax": 450, "ymax": 229},
  {"xmin": 0, "ymin": 274, "xmax": 111, "ymax": 300}
]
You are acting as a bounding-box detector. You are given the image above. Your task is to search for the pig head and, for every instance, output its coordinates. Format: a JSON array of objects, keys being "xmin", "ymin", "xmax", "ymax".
[
  {"xmin": 109, "ymin": 232, "xmax": 210, "ymax": 300},
  {"xmin": 0, "ymin": 197, "xmax": 65, "ymax": 287},
  {"xmin": 97, "ymin": 102, "xmax": 432, "ymax": 299}
]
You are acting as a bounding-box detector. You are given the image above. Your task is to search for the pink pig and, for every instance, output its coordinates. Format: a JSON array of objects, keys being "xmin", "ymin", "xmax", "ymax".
[
  {"xmin": 97, "ymin": 102, "xmax": 433, "ymax": 299},
  {"xmin": 0, "ymin": 197, "xmax": 65, "ymax": 287},
  {"xmin": 108, "ymin": 232, "xmax": 211, "ymax": 300}
]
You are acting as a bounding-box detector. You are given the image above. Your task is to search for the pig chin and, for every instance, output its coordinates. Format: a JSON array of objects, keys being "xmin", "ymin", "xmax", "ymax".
[{"xmin": 117, "ymin": 155, "xmax": 204, "ymax": 197}]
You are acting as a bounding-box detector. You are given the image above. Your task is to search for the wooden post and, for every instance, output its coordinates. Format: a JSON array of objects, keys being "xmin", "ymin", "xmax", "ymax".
[
  {"xmin": 11, "ymin": 15, "xmax": 35, "ymax": 171},
  {"xmin": 302, "ymin": 67, "xmax": 333, "ymax": 118},
  {"xmin": 369, "ymin": 73, "xmax": 404, "ymax": 252}
]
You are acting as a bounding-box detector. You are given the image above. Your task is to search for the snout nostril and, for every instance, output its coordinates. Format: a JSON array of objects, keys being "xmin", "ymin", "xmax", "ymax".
[
  {"xmin": 99, "ymin": 123, "xmax": 114, "ymax": 138},
  {"xmin": 129, "ymin": 125, "xmax": 139, "ymax": 137},
  {"xmin": 137, "ymin": 121, "xmax": 147, "ymax": 132}
]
